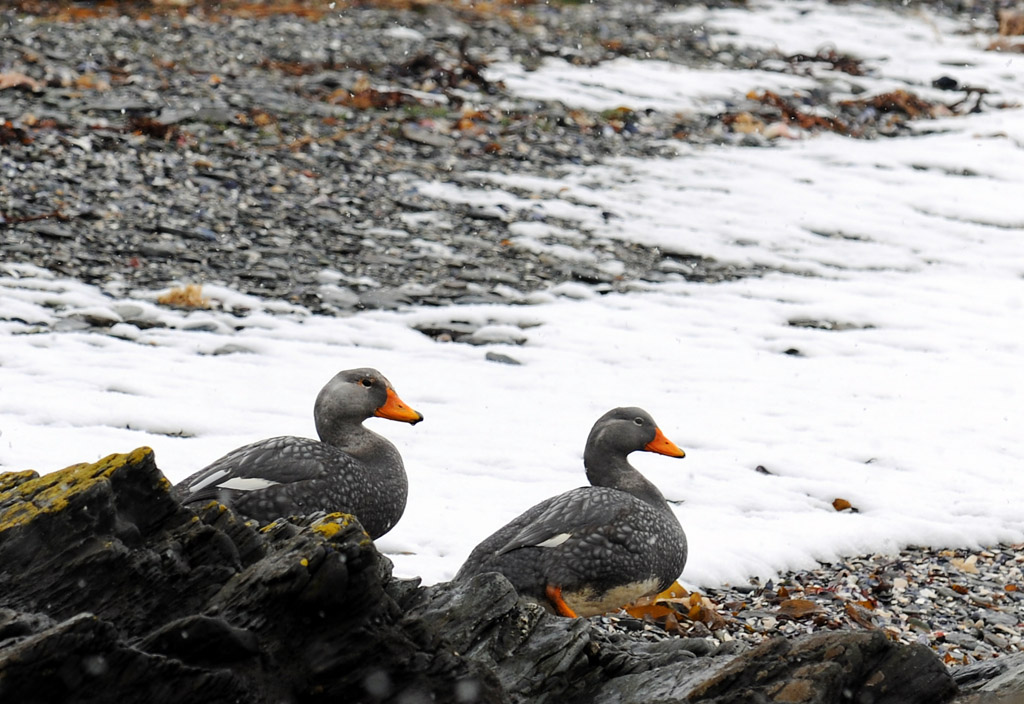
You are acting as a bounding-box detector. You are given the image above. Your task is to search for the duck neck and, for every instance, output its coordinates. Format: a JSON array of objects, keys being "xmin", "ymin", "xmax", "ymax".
[
  {"xmin": 584, "ymin": 447, "xmax": 668, "ymax": 508},
  {"xmin": 318, "ymin": 420, "xmax": 399, "ymax": 469}
]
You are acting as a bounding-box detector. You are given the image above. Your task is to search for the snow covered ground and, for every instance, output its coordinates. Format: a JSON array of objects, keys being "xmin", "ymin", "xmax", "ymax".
[{"xmin": 2, "ymin": 0, "xmax": 1022, "ymax": 589}]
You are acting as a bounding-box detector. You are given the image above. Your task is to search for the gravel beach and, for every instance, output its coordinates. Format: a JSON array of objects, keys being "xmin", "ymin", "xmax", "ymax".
[
  {"xmin": 2, "ymin": 0, "xmax": 1003, "ymax": 313},
  {"xmin": 1, "ymin": 0, "xmax": 753, "ymax": 313}
]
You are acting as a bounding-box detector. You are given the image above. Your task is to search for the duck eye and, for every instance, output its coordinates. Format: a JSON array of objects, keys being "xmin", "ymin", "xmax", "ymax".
[
  {"xmin": 360, "ymin": 378, "xmax": 373, "ymax": 388},
  {"xmin": 633, "ymin": 417, "xmax": 644, "ymax": 426}
]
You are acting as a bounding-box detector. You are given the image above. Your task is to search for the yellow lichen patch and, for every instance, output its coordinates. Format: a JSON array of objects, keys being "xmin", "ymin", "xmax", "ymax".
[
  {"xmin": 259, "ymin": 519, "xmax": 286, "ymax": 533},
  {"xmin": 0, "ymin": 470, "xmax": 39, "ymax": 493},
  {"xmin": 300, "ymin": 558, "xmax": 309, "ymax": 567},
  {"xmin": 309, "ymin": 512, "xmax": 372, "ymax": 545},
  {"xmin": 0, "ymin": 502, "xmax": 38, "ymax": 528},
  {"xmin": 309, "ymin": 513, "xmax": 353, "ymax": 540},
  {"xmin": 0, "ymin": 447, "xmax": 155, "ymax": 531}
]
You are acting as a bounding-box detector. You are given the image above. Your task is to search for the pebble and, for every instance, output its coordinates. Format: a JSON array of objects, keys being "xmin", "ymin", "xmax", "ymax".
[
  {"xmin": 485, "ymin": 351, "xmax": 522, "ymax": 365},
  {"xmin": 466, "ymin": 324, "xmax": 527, "ymax": 346}
]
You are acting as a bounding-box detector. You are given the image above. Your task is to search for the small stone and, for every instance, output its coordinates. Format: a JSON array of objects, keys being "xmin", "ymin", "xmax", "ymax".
[
  {"xmin": 982, "ymin": 631, "xmax": 1008, "ymax": 650},
  {"xmin": 467, "ymin": 324, "xmax": 527, "ymax": 346},
  {"xmin": 485, "ymin": 351, "xmax": 522, "ymax": 365},
  {"xmin": 358, "ymin": 290, "xmax": 412, "ymax": 310},
  {"xmin": 952, "ymin": 556, "xmax": 980, "ymax": 574},
  {"xmin": 908, "ymin": 617, "xmax": 931, "ymax": 633},
  {"xmin": 178, "ymin": 317, "xmax": 224, "ymax": 333},
  {"xmin": 548, "ymin": 282, "xmax": 595, "ymax": 300},
  {"xmin": 943, "ymin": 632, "xmax": 981, "ymax": 651},
  {"xmin": 465, "ymin": 205, "xmax": 507, "ymax": 221},
  {"xmin": 22, "ymin": 222, "xmax": 75, "ymax": 239},
  {"xmin": 401, "ymin": 123, "xmax": 456, "ymax": 149},
  {"xmin": 413, "ymin": 320, "xmax": 478, "ymax": 342},
  {"xmin": 66, "ymin": 307, "xmax": 123, "ymax": 327},
  {"xmin": 319, "ymin": 284, "xmax": 360, "ymax": 309},
  {"xmin": 212, "ymin": 344, "xmax": 253, "ymax": 355}
]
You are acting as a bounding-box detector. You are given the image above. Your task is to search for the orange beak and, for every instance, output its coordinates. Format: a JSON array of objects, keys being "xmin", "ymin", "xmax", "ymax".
[
  {"xmin": 644, "ymin": 427, "xmax": 685, "ymax": 458},
  {"xmin": 374, "ymin": 387, "xmax": 424, "ymax": 425}
]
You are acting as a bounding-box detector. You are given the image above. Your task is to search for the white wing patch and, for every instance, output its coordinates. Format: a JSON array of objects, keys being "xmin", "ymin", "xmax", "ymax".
[
  {"xmin": 535, "ymin": 532, "xmax": 573, "ymax": 549},
  {"xmin": 216, "ymin": 477, "xmax": 281, "ymax": 492},
  {"xmin": 188, "ymin": 468, "xmax": 230, "ymax": 493}
]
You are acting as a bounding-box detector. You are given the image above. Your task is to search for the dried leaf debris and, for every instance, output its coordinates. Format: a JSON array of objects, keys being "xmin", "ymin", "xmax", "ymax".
[{"xmin": 157, "ymin": 284, "xmax": 211, "ymax": 309}]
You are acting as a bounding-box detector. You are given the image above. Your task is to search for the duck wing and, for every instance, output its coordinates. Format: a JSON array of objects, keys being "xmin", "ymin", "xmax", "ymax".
[
  {"xmin": 495, "ymin": 487, "xmax": 634, "ymax": 555},
  {"xmin": 178, "ymin": 436, "xmax": 352, "ymax": 505}
]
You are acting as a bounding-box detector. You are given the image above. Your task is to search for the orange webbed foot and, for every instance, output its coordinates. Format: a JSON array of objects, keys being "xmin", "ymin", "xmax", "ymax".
[{"xmin": 545, "ymin": 584, "xmax": 579, "ymax": 618}]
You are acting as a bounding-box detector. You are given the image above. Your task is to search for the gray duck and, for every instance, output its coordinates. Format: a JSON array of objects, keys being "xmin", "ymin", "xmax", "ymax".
[
  {"xmin": 175, "ymin": 367, "xmax": 423, "ymax": 538},
  {"xmin": 456, "ymin": 407, "xmax": 686, "ymax": 617}
]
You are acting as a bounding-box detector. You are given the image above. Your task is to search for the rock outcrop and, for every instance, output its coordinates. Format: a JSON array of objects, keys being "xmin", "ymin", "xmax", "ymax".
[
  {"xmin": 0, "ymin": 449, "xmax": 985, "ymax": 703},
  {"xmin": 953, "ymin": 652, "xmax": 1024, "ymax": 703}
]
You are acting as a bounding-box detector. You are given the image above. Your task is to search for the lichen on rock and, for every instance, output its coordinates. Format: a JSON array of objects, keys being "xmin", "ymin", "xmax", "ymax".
[{"xmin": 0, "ymin": 448, "xmax": 156, "ymax": 529}]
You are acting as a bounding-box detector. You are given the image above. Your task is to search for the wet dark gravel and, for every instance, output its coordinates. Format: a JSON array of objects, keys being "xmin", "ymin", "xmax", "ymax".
[
  {"xmin": 0, "ymin": 1, "xmax": 739, "ymax": 313},
  {"xmin": 1, "ymin": 0, "xmax": 1008, "ymax": 313}
]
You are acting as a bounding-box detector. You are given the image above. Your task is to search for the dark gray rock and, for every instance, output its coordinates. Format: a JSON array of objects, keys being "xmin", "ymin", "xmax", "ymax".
[
  {"xmin": 486, "ymin": 351, "xmax": 522, "ymax": 365},
  {"xmin": 678, "ymin": 630, "xmax": 957, "ymax": 704},
  {"xmin": 0, "ymin": 612, "xmax": 255, "ymax": 704},
  {"xmin": 953, "ymin": 652, "xmax": 1024, "ymax": 702},
  {"xmin": 138, "ymin": 614, "xmax": 261, "ymax": 666},
  {"xmin": 0, "ymin": 449, "xmax": 975, "ymax": 704}
]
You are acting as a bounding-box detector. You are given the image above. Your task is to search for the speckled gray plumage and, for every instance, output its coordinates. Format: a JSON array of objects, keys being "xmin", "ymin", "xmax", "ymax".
[
  {"xmin": 456, "ymin": 407, "xmax": 687, "ymax": 616},
  {"xmin": 174, "ymin": 368, "xmax": 421, "ymax": 539}
]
